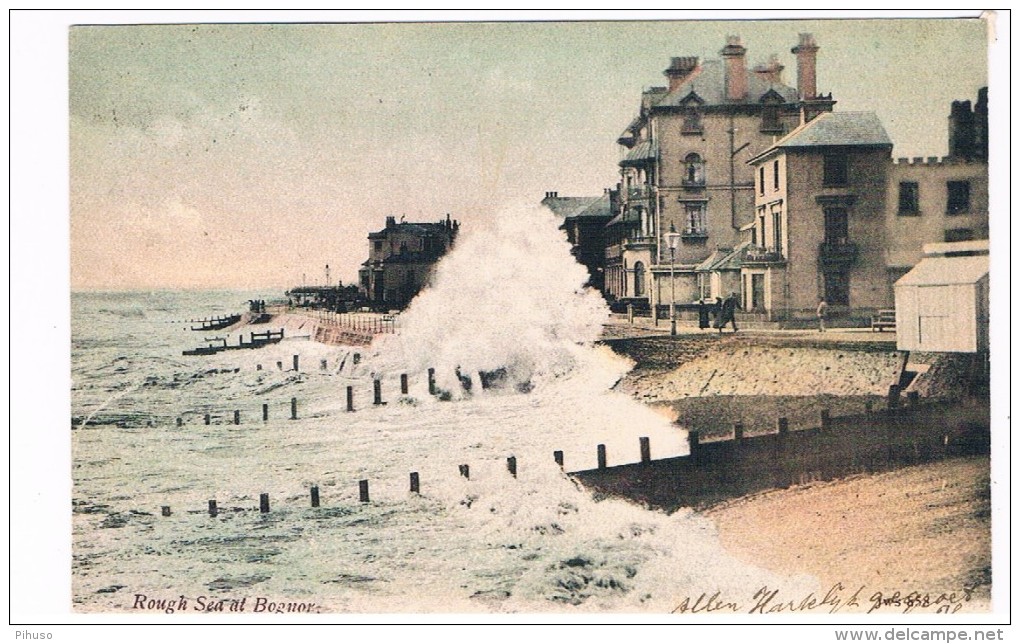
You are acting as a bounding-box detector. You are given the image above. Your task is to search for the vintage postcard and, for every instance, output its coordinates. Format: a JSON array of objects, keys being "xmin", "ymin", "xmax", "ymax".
[{"xmin": 10, "ymin": 9, "xmax": 1009, "ymax": 635}]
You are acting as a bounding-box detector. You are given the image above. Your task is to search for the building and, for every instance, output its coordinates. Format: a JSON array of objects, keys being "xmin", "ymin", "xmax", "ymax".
[
  {"xmin": 358, "ymin": 215, "xmax": 458, "ymax": 310},
  {"xmin": 606, "ymin": 34, "xmax": 834, "ymax": 311},
  {"xmin": 894, "ymin": 240, "xmax": 989, "ymax": 354},
  {"xmin": 745, "ymin": 111, "xmax": 894, "ymax": 320},
  {"xmin": 541, "ymin": 191, "xmax": 615, "ymax": 292},
  {"xmin": 744, "ymin": 89, "xmax": 989, "ymax": 323}
]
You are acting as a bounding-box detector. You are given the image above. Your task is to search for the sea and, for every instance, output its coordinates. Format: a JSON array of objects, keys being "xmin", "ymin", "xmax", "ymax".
[{"xmin": 70, "ymin": 205, "xmax": 817, "ymax": 614}]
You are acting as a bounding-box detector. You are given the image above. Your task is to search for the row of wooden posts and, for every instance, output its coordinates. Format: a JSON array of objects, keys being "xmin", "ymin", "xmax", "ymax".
[
  {"xmin": 177, "ymin": 367, "xmax": 441, "ymax": 426},
  {"xmin": 161, "ymin": 385, "xmax": 921, "ymax": 517}
]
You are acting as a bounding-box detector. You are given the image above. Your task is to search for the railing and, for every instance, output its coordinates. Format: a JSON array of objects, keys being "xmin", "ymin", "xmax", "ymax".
[
  {"xmin": 744, "ymin": 245, "xmax": 785, "ymax": 264},
  {"xmin": 316, "ymin": 310, "xmax": 398, "ymax": 335},
  {"xmin": 819, "ymin": 240, "xmax": 859, "ymax": 265},
  {"xmin": 680, "ymin": 228, "xmax": 709, "ymax": 240},
  {"xmin": 626, "ymin": 185, "xmax": 652, "ymax": 200},
  {"xmin": 623, "ymin": 235, "xmax": 657, "ymax": 248}
]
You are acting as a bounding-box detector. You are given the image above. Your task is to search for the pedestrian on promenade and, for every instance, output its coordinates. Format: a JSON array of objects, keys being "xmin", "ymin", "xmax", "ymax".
[
  {"xmin": 720, "ymin": 293, "xmax": 739, "ymax": 334},
  {"xmin": 713, "ymin": 297, "xmax": 724, "ymax": 330},
  {"xmin": 817, "ymin": 298, "xmax": 828, "ymax": 332},
  {"xmin": 698, "ymin": 299, "xmax": 710, "ymax": 329}
]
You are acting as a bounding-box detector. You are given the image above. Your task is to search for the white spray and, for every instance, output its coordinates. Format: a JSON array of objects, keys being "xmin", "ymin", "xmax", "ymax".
[{"xmin": 373, "ymin": 203, "xmax": 611, "ymax": 395}]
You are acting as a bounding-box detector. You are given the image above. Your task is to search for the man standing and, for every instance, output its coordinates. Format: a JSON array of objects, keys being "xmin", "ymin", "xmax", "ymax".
[{"xmin": 817, "ymin": 298, "xmax": 828, "ymax": 332}]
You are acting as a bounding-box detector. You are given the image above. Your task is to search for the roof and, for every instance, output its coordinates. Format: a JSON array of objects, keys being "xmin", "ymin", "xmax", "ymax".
[
  {"xmin": 653, "ymin": 60, "xmax": 799, "ymax": 109},
  {"xmin": 619, "ymin": 140, "xmax": 658, "ymax": 167},
  {"xmin": 694, "ymin": 243, "xmax": 749, "ymax": 272},
  {"xmin": 542, "ymin": 195, "xmax": 608, "ymax": 220},
  {"xmin": 895, "ymin": 255, "xmax": 989, "ymax": 287},
  {"xmin": 748, "ymin": 111, "xmax": 892, "ymax": 164},
  {"xmin": 368, "ymin": 221, "xmax": 451, "ymax": 239},
  {"xmin": 569, "ymin": 194, "xmax": 613, "ymax": 220}
]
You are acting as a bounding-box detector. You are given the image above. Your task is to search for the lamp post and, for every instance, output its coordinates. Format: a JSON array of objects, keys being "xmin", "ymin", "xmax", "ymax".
[{"xmin": 665, "ymin": 224, "xmax": 682, "ymax": 336}]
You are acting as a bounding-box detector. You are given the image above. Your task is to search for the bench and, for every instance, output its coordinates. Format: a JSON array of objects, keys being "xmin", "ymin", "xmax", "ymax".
[{"xmin": 871, "ymin": 309, "xmax": 897, "ymax": 332}]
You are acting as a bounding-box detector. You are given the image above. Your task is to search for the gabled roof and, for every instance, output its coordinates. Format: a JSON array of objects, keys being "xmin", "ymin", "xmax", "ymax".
[{"xmin": 694, "ymin": 243, "xmax": 749, "ymax": 272}]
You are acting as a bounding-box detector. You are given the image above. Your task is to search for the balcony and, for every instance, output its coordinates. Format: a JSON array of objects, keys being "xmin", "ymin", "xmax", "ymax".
[
  {"xmin": 818, "ymin": 240, "xmax": 859, "ymax": 267},
  {"xmin": 681, "ymin": 177, "xmax": 706, "ymax": 189},
  {"xmin": 743, "ymin": 245, "xmax": 786, "ymax": 266},
  {"xmin": 680, "ymin": 228, "xmax": 709, "ymax": 241},
  {"xmin": 623, "ymin": 235, "xmax": 657, "ymax": 250},
  {"xmin": 626, "ymin": 185, "xmax": 653, "ymax": 200}
]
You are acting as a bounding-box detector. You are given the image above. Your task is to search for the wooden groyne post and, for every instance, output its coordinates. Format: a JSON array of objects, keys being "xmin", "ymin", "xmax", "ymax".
[
  {"xmin": 459, "ymin": 464, "xmax": 470, "ymax": 479},
  {"xmin": 310, "ymin": 486, "xmax": 320, "ymax": 508},
  {"xmin": 346, "ymin": 386, "xmax": 355, "ymax": 412},
  {"xmin": 259, "ymin": 493, "xmax": 270, "ymax": 513},
  {"xmin": 291, "ymin": 397, "xmax": 298, "ymax": 420},
  {"xmin": 507, "ymin": 456, "xmax": 517, "ymax": 478},
  {"xmin": 161, "ymin": 506, "xmax": 171, "ymax": 517},
  {"xmin": 597, "ymin": 444, "xmax": 607, "ymax": 470},
  {"xmin": 208, "ymin": 500, "xmax": 218, "ymax": 517},
  {"xmin": 359, "ymin": 480, "xmax": 370, "ymax": 503},
  {"xmin": 233, "ymin": 410, "xmax": 240, "ymax": 425},
  {"xmin": 293, "ymin": 355, "xmax": 300, "ymax": 372},
  {"xmin": 554, "ymin": 450, "xmax": 564, "ymax": 469},
  {"xmin": 262, "ymin": 403, "xmax": 269, "ymax": 422},
  {"xmin": 400, "ymin": 373, "xmax": 409, "ymax": 395},
  {"xmin": 639, "ymin": 437, "xmax": 651, "ymax": 464},
  {"xmin": 734, "ymin": 422, "xmax": 744, "ymax": 441},
  {"xmin": 820, "ymin": 409, "xmax": 831, "ymax": 431},
  {"xmin": 204, "ymin": 413, "xmax": 211, "ymax": 426},
  {"xmin": 373, "ymin": 379, "xmax": 384, "ymax": 405},
  {"xmin": 428, "ymin": 368, "xmax": 436, "ymax": 396}
]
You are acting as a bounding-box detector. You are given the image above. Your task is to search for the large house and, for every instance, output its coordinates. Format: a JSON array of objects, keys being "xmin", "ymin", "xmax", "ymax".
[
  {"xmin": 605, "ymin": 34, "xmax": 834, "ymax": 311},
  {"xmin": 358, "ymin": 215, "xmax": 458, "ymax": 310},
  {"xmin": 745, "ymin": 90, "xmax": 989, "ymax": 322}
]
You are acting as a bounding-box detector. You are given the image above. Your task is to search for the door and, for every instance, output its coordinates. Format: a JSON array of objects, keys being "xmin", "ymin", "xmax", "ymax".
[{"xmin": 751, "ymin": 273, "xmax": 765, "ymax": 311}]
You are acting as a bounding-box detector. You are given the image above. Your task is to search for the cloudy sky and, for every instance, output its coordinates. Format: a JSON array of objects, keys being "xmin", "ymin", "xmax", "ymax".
[{"xmin": 48, "ymin": 12, "xmax": 994, "ymax": 290}]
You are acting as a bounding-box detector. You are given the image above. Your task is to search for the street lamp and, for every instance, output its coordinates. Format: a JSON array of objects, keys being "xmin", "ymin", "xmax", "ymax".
[{"xmin": 664, "ymin": 223, "xmax": 682, "ymax": 336}]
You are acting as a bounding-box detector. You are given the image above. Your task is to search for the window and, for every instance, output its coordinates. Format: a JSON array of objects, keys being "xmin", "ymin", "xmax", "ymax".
[
  {"xmin": 633, "ymin": 262, "xmax": 645, "ymax": 297},
  {"xmin": 373, "ymin": 241, "xmax": 383, "ymax": 253},
  {"xmin": 682, "ymin": 109, "xmax": 702, "ymax": 133},
  {"xmin": 773, "ymin": 160, "xmax": 780, "ymax": 191},
  {"xmin": 683, "ymin": 153, "xmax": 705, "ymax": 186},
  {"xmin": 683, "ymin": 203, "xmax": 707, "ymax": 235},
  {"xmin": 947, "ymin": 181, "xmax": 971, "ymax": 214},
  {"xmin": 761, "ymin": 105, "xmax": 781, "ymax": 133},
  {"xmin": 771, "ymin": 210, "xmax": 783, "ymax": 252},
  {"xmin": 823, "ymin": 208, "xmax": 849, "ymax": 245},
  {"xmin": 759, "ymin": 166, "xmax": 765, "ymax": 195},
  {"xmin": 898, "ymin": 182, "xmax": 920, "ymax": 215},
  {"xmin": 823, "ymin": 154, "xmax": 849, "ymax": 187},
  {"xmin": 824, "ymin": 271, "xmax": 850, "ymax": 306},
  {"xmin": 944, "ymin": 228, "xmax": 975, "ymax": 243}
]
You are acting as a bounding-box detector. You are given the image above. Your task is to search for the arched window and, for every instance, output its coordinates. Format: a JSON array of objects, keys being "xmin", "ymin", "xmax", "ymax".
[
  {"xmin": 684, "ymin": 153, "xmax": 705, "ymax": 186},
  {"xmin": 633, "ymin": 261, "xmax": 646, "ymax": 297}
]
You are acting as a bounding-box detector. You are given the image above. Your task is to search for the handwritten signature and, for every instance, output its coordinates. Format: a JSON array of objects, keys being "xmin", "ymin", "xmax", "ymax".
[{"xmin": 671, "ymin": 583, "xmax": 977, "ymax": 615}]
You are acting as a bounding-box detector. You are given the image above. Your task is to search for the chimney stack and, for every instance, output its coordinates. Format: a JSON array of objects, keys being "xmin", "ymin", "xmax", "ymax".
[
  {"xmin": 664, "ymin": 56, "xmax": 699, "ymax": 93},
  {"xmin": 792, "ymin": 33, "xmax": 819, "ymax": 100},
  {"xmin": 753, "ymin": 54, "xmax": 785, "ymax": 84},
  {"xmin": 721, "ymin": 36, "xmax": 748, "ymax": 101}
]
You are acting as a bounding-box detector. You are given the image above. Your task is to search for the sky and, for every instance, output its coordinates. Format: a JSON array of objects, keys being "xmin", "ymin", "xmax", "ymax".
[{"xmin": 23, "ymin": 11, "xmax": 998, "ymax": 290}]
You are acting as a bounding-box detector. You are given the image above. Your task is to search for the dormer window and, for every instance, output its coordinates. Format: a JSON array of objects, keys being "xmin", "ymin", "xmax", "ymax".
[
  {"xmin": 759, "ymin": 90, "xmax": 785, "ymax": 133},
  {"xmin": 682, "ymin": 109, "xmax": 703, "ymax": 134},
  {"xmin": 683, "ymin": 153, "xmax": 705, "ymax": 186}
]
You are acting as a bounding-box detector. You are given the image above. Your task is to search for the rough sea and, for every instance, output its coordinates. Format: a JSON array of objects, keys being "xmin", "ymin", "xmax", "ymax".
[{"xmin": 70, "ymin": 206, "xmax": 817, "ymax": 614}]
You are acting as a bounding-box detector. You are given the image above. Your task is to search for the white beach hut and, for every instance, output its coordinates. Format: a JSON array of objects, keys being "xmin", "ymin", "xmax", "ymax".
[{"xmin": 894, "ymin": 241, "xmax": 989, "ymax": 353}]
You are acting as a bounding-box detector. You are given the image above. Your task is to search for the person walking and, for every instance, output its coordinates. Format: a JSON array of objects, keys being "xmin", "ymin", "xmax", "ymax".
[
  {"xmin": 698, "ymin": 298, "xmax": 710, "ymax": 329},
  {"xmin": 722, "ymin": 293, "xmax": 739, "ymax": 333},
  {"xmin": 713, "ymin": 297, "xmax": 724, "ymax": 332},
  {"xmin": 817, "ymin": 298, "xmax": 828, "ymax": 332}
]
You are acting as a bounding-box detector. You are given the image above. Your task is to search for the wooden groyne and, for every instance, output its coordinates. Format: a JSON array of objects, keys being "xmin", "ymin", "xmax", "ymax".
[
  {"xmin": 189, "ymin": 314, "xmax": 242, "ymax": 331},
  {"xmin": 182, "ymin": 329, "xmax": 284, "ymax": 356}
]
